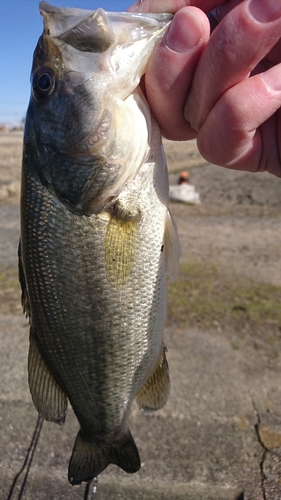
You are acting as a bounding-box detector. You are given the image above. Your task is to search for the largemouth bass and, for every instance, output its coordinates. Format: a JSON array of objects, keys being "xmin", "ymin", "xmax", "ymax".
[{"xmin": 19, "ymin": 1, "xmax": 180, "ymax": 486}]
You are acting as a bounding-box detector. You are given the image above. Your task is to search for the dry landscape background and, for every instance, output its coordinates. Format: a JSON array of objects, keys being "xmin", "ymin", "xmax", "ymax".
[
  {"xmin": 2, "ymin": 131, "xmax": 281, "ymax": 499},
  {"xmin": 1, "ymin": 130, "xmax": 281, "ymax": 355}
]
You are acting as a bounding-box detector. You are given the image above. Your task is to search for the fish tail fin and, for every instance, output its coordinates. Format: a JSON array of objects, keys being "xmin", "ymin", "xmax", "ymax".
[
  {"xmin": 68, "ymin": 429, "xmax": 140, "ymax": 485},
  {"xmin": 110, "ymin": 428, "xmax": 141, "ymax": 474},
  {"xmin": 68, "ymin": 431, "xmax": 105, "ymax": 485}
]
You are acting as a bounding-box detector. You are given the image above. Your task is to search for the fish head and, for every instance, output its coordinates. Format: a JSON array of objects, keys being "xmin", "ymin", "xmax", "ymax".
[{"xmin": 24, "ymin": 2, "xmax": 172, "ymax": 213}]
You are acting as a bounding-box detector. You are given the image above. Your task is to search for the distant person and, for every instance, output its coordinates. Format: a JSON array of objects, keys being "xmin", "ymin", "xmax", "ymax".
[
  {"xmin": 178, "ymin": 171, "xmax": 189, "ymax": 184},
  {"xmin": 128, "ymin": 0, "xmax": 281, "ymax": 177}
]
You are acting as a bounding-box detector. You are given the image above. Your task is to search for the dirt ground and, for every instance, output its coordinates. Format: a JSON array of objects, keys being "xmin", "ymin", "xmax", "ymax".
[
  {"xmin": 2, "ymin": 131, "xmax": 281, "ymax": 500},
  {"xmin": 1, "ymin": 132, "xmax": 281, "ymax": 355},
  {"xmin": 2, "ymin": 131, "xmax": 281, "ymax": 342}
]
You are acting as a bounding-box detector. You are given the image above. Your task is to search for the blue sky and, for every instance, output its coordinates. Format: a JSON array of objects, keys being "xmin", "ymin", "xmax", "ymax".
[{"xmin": 0, "ymin": 0, "xmax": 132, "ymax": 126}]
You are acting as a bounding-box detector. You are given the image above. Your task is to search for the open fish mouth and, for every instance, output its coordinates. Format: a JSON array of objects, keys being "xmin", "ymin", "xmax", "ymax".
[
  {"xmin": 40, "ymin": 1, "xmax": 173, "ymax": 52},
  {"xmin": 28, "ymin": 3, "xmax": 173, "ymax": 214}
]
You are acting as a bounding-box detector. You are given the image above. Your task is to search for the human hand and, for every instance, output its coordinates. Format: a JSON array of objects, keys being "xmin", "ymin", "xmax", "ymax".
[{"xmin": 128, "ymin": 0, "xmax": 281, "ymax": 176}]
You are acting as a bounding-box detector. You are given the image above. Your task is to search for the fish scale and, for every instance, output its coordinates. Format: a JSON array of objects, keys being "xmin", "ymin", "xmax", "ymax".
[
  {"xmin": 22, "ymin": 154, "xmax": 166, "ymax": 430},
  {"xmin": 20, "ymin": 2, "xmax": 179, "ymax": 486}
]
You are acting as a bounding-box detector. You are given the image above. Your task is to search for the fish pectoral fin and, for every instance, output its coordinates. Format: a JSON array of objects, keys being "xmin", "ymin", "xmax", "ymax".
[
  {"xmin": 18, "ymin": 239, "xmax": 30, "ymax": 319},
  {"xmin": 164, "ymin": 209, "xmax": 182, "ymax": 283},
  {"xmin": 135, "ymin": 344, "xmax": 170, "ymax": 412},
  {"xmin": 28, "ymin": 333, "xmax": 67, "ymax": 425},
  {"xmin": 105, "ymin": 201, "xmax": 140, "ymax": 286},
  {"xmin": 110, "ymin": 198, "xmax": 141, "ymax": 222},
  {"xmin": 68, "ymin": 429, "xmax": 140, "ymax": 485}
]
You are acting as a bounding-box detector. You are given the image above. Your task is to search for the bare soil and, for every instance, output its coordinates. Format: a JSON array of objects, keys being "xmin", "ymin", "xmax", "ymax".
[
  {"xmin": 2, "ymin": 133, "xmax": 281, "ymax": 500},
  {"xmin": 1, "ymin": 131, "xmax": 281, "ymax": 352}
]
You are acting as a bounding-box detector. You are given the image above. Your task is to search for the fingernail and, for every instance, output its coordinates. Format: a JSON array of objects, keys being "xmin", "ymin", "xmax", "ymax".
[
  {"xmin": 261, "ymin": 65, "xmax": 281, "ymax": 92},
  {"xmin": 165, "ymin": 10, "xmax": 202, "ymax": 53},
  {"xmin": 249, "ymin": 0, "xmax": 281, "ymax": 23}
]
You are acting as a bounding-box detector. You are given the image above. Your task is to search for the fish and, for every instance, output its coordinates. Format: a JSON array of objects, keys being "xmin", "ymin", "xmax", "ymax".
[{"xmin": 19, "ymin": 1, "xmax": 180, "ymax": 486}]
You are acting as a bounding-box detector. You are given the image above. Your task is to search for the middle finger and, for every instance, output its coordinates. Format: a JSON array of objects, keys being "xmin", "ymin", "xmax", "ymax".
[{"xmin": 184, "ymin": 0, "xmax": 281, "ymax": 131}]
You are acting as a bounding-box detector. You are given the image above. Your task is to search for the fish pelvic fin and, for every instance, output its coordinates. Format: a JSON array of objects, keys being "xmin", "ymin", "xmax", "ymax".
[
  {"xmin": 68, "ymin": 429, "xmax": 140, "ymax": 485},
  {"xmin": 28, "ymin": 333, "xmax": 67, "ymax": 425},
  {"xmin": 135, "ymin": 344, "xmax": 170, "ymax": 412}
]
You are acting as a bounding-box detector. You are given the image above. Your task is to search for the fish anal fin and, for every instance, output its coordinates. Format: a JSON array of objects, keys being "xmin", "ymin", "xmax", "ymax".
[
  {"xmin": 68, "ymin": 429, "xmax": 140, "ymax": 485},
  {"xmin": 135, "ymin": 344, "xmax": 170, "ymax": 412},
  {"xmin": 28, "ymin": 334, "xmax": 67, "ymax": 425},
  {"xmin": 164, "ymin": 209, "xmax": 181, "ymax": 283}
]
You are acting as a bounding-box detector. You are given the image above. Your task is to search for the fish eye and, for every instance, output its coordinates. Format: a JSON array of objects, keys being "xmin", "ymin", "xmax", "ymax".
[{"xmin": 32, "ymin": 68, "xmax": 56, "ymax": 100}]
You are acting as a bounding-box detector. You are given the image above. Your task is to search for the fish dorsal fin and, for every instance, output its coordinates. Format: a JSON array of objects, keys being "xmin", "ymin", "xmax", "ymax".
[
  {"xmin": 164, "ymin": 209, "xmax": 182, "ymax": 283},
  {"xmin": 135, "ymin": 344, "xmax": 170, "ymax": 411},
  {"xmin": 59, "ymin": 9, "xmax": 115, "ymax": 53},
  {"xmin": 28, "ymin": 333, "xmax": 67, "ymax": 425}
]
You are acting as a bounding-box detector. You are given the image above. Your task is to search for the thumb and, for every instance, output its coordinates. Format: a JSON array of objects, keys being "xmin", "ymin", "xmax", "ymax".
[{"xmin": 145, "ymin": 7, "xmax": 210, "ymax": 140}]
